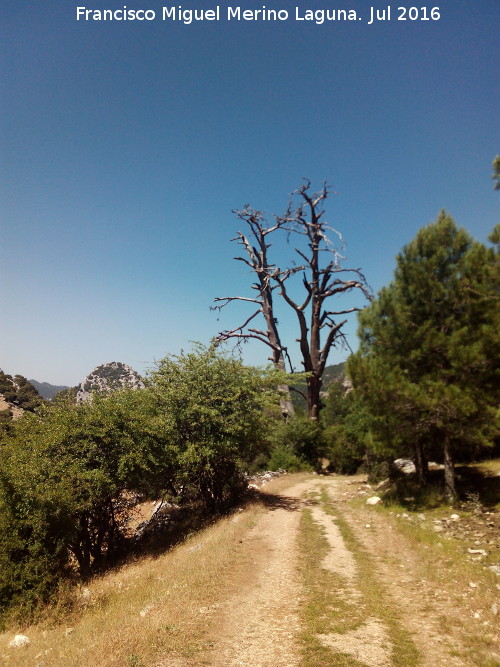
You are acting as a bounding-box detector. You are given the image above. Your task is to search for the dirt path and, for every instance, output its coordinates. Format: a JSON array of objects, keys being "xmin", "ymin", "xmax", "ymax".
[
  {"xmin": 3, "ymin": 473, "xmax": 497, "ymax": 666},
  {"xmin": 188, "ymin": 479, "xmax": 312, "ymax": 666},
  {"xmin": 181, "ymin": 474, "xmax": 499, "ymax": 667}
]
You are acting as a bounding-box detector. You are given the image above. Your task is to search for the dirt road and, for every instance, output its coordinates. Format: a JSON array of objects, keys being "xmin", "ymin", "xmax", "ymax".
[
  {"xmin": 181, "ymin": 474, "xmax": 499, "ymax": 667},
  {"xmin": 4, "ymin": 473, "xmax": 497, "ymax": 666}
]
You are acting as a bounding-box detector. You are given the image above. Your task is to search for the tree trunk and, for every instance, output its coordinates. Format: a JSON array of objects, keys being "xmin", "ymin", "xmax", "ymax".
[
  {"xmin": 307, "ymin": 374, "xmax": 322, "ymax": 420},
  {"xmin": 443, "ymin": 432, "xmax": 457, "ymax": 502},
  {"xmin": 276, "ymin": 356, "xmax": 294, "ymax": 419},
  {"xmin": 413, "ymin": 441, "xmax": 428, "ymax": 485}
]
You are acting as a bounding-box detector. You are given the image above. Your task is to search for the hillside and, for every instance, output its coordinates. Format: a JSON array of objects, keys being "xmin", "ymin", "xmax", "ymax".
[
  {"xmin": 29, "ymin": 379, "xmax": 70, "ymax": 400},
  {"xmin": 321, "ymin": 361, "xmax": 347, "ymax": 386},
  {"xmin": 291, "ymin": 362, "xmax": 346, "ymax": 410},
  {"xmin": 76, "ymin": 362, "xmax": 145, "ymax": 403},
  {"xmin": 0, "ymin": 371, "xmax": 44, "ymax": 421}
]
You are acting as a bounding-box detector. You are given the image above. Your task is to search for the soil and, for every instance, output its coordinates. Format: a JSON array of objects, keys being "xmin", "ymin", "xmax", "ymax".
[{"xmin": 164, "ymin": 474, "xmax": 499, "ymax": 666}]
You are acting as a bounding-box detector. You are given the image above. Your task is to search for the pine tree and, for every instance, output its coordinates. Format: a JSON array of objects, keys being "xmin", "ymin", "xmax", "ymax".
[{"xmin": 349, "ymin": 213, "xmax": 499, "ymax": 500}]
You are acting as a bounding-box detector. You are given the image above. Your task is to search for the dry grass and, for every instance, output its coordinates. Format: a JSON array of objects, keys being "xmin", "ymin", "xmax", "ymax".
[
  {"xmin": 375, "ymin": 509, "xmax": 500, "ymax": 663},
  {"xmin": 0, "ymin": 474, "xmax": 305, "ymax": 666},
  {"xmin": 472, "ymin": 458, "xmax": 500, "ymax": 478},
  {"xmin": 255, "ymin": 471, "xmax": 312, "ymax": 496}
]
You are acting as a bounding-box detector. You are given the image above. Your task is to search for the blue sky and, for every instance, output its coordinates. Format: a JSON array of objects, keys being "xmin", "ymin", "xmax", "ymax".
[{"xmin": 1, "ymin": 0, "xmax": 498, "ymax": 385}]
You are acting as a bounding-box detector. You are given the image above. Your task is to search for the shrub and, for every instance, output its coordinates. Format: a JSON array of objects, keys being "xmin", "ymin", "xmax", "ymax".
[
  {"xmin": 149, "ymin": 344, "xmax": 281, "ymax": 511},
  {"xmin": 0, "ymin": 345, "xmax": 282, "ymax": 622},
  {"xmin": 321, "ymin": 424, "xmax": 365, "ymax": 474},
  {"xmin": 267, "ymin": 443, "xmax": 311, "ymax": 472},
  {"xmin": 267, "ymin": 417, "xmax": 321, "ymax": 469},
  {"xmin": 0, "ymin": 389, "xmax": 171, "ymax": 621}
]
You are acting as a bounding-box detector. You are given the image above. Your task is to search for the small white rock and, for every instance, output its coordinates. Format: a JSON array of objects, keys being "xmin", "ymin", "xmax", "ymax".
[
  {"xmin": 139, "ymin": 604, "xmax": 154, "ymax": 618},
  {"xmin": 491, "ymin": 603, "xmax": 498, "ymax": 616},
  {"xmin": 469, "ymin": 582, "xmax": 478, "ymax": 589},
  {"xmin": 9, "ymin": 635, "xmax": 30, "ymax": 648},
  {"xmin": 366, "ymin": 496, "xmax": 382, "ymax": 505},
  {"xmin": 450, "ymin": 513, "xmax": 460, "ymax": 520}
]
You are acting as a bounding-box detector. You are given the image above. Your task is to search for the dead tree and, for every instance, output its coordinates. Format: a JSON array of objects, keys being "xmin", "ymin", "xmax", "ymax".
[
  {"xmin": 214, "ymin": 181, "xmax": 371, "ymax": 420},
  {"xmin": 212, "ymin": 206, "xmax": 296, "ymax": 418}
]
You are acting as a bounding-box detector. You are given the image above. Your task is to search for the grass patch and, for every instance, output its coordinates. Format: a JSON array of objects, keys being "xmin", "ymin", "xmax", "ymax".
[
  {"xmin": 298, "ymin": 507, "xmax": 367, "ymax": 666},
  {"xmin": 365, "ymin": 495, "xmax": 499, "ymax": 665},
  {"xmin": 297, "ymin": 487, "xmax": 418, "ymax": 666},
  {"xmin": 300, "ymin": 491, "xmax": 418, "ymax": 667},
  {"xmin": 316, "ymin": 488, "xmax": 419, "ymax": 667}
]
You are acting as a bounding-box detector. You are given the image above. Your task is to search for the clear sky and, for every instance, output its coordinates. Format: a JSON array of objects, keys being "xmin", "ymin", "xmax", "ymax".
[{"xmin": 1, "ymin": 0, "xmax": 498, "ymax": 386}]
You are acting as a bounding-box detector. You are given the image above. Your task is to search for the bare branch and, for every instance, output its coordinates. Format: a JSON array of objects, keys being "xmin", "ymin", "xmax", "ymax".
[
  {"xmin": 214, "ymin": 331, "xmax": 277, "ymax": 350},
  {"xmin": 289, "ymin": 386, "xmax": 307, "ymax": 401},
  {"xmin": 213, "ymin": 308, "xmax": 263, "ymax": 339},
  {"xmin": 212, "ymin": 296, "xmax": 262, "ymax": 311}
]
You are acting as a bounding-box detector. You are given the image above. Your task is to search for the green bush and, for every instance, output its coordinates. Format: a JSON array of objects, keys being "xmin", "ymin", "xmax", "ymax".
[
  {"xmin": 0, "ymin": 345, "xmax": 283, "ymax": 623},
  {"xmin": 0, "ymin": 388, "xmax": 172, "ymax": 621},
  {"xmin": 267, "ymin": 443, "xmax": 311, "ymax": 472},
  {"xmin": 321, "ymin": 424, "xmax": 365, "ymax": 474},
  {"xmin": 150, "ymin": 344, "xmax": 281, "ymax": 510},
  {"xmin": 266, "ymin": 417, "xmax": 321, "ymax": 469}
]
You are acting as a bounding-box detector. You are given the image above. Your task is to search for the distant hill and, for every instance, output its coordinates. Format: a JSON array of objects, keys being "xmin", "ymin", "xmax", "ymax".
[
  {"xmin": 0, "ymin": 371, "xmax": 45, "ymax": 422},
  {"xmin": 321, "ymin": 362, "xmax": 346, "ymax": 387},
  {"xmin": 290, "ymin": 362, "xmax": 346, "ymax": 411},
  {"xmin": 52, "ymin": 386, "xmax": 79, "ymax": 404},
  {"xmin": 29, "ymin": 379, "xmax": 70, "ymax": 400}
]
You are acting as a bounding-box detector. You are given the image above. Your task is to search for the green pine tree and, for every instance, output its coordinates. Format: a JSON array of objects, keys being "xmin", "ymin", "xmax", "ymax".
[{"xmin": 349, "ymin": 213, "xmax": 499, "ymax": 500}]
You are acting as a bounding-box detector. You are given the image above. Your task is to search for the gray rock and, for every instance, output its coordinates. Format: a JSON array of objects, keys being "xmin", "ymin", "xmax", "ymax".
[{"xmin": 394, "ymin": 458, "xmax": 416, "ymax": 473}]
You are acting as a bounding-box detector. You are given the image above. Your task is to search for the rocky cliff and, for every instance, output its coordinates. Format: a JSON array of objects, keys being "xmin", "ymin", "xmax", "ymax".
[{"xmin": 76, "ymin": 362, "xmax": 145, "ymax": 403}]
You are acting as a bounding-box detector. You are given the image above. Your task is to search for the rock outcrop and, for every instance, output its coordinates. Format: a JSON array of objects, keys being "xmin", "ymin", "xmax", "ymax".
[{"xmin": 76, "ymin": 362, "xmax": 145, "ymax": 403}]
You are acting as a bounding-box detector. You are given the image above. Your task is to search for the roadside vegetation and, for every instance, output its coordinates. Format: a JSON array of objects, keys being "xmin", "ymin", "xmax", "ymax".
[{"xmin": 0, "ymin": 345, "xmax": 288, "ymax": 627}]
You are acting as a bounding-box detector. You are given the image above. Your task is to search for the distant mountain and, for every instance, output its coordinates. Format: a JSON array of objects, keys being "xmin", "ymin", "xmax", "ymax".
[
  {"xmin": 321, "ymin": 362, "xmax": 346, "ymax": 387},
  {"xmin": 29, "ymin": 379, "xmax": 70, "ymax": 400},
  {"xmin": 77, "ymin": 362, "xmax": 145, "ymax": 403},
  {"xmin": 290, "ymin": 362, "xmax": 346, "ymax": 410}
]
